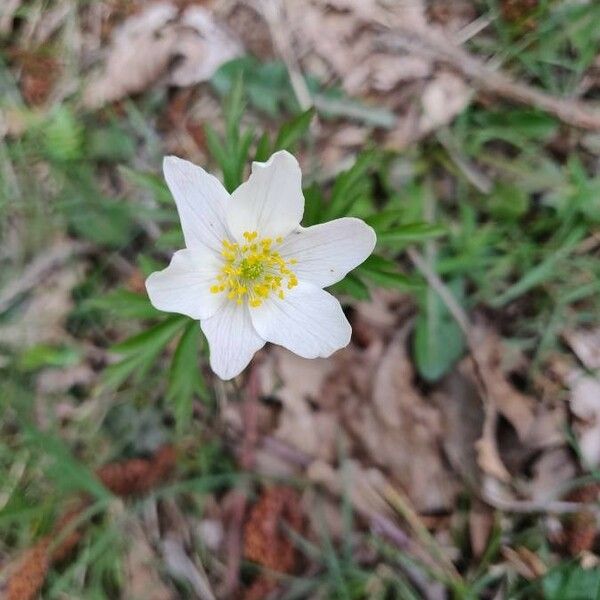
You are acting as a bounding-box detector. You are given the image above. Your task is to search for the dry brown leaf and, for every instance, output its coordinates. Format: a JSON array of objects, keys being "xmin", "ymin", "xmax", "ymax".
[
  {"xmin": 285, "ymin": 0, "xmax": 428, "ymax": 94},
  {"xmin": 434, "ymin": 372, "xmax": 484, "ymax": 488},
  {"xmin": 524, "ymin": 448, "xmax": 576, "ymax": 504},
  {"xmin": 277, "ymin": 0, "xmax": 471, "ymax": 151},
  {"xmin": 470, "ymin": 327, "xmax": 538, "ymax": 443},
  {"xmin": 343, "ymin": 329, "xmax": 458, "ymax": 512},
  {"xmin": 564, "ymin": 327, "xmax": 600, "ymax": 371},
  {"xmin": 475, "ymin": 435, "xmax": 511, "ymax": 482},
  {"xmin": 84, "ymin": 3, "xmax": 241, "ymax": 108},
  {"xmin": 501, "ymin": 546, "xmax": 546, "ymax": 580},
  {"xmin": 469, "ymin": 501, "xmax": 494, "ymax": 558},
  {"xmin": 268, "ymin": 348, "xmax": 340, "ymax": 461},
  {"xmin": 419, "ymin": 72, "xmax": 471, "ymax": 134},
  {"xmin": 566, "ymin": 369, "xmax": 600, "ymax": 467},
  {"xmin": 123, "ymin": 521, "xmax": 175, "ymax": 600}
]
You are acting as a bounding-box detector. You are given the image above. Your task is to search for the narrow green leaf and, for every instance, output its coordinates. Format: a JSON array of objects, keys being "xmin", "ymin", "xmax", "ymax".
[
  {"xmin": 377, "ymin": 223, "xmax": 446, "ymax": 245},
  {"xmin": 118, "ymin": 166, "xmax": 172, "ymax": 204},
  {"xmin": 87, "ymin": 289, "xmax": 160, "ymax": 320},
  {"xmin": 331, "ymin": 272, "xmax": 370, "ymax": 300},
  {"xmin": 255, "ymin": 132, "xmax": 272, "ymax": 162},
  {"xmin": 326, "ymin": 151, "xmax": 377, "ymax": 220},
  {"xmin": 225, "ymin": 71, "xmax": 245, "ymax": 143},
  {"xmin": 274, "ymin": 107, "xmax": 315, "ymax": 151},
  {"xmin": 303, "ymin": 183, "xmax": 325, "ymax": 227},
  {"xmin": 167, "ymin": 321, "xmax": 207, "ymax": 434},
  {"xmin": 111, "ymin": 315, "xmax": 186, "ymax": 354},
  {"xmin": 491, "ymin": 227, "xmax": 584, "ymax": 307},
  {"xmin": 359, "ymin": 255, "xmax": 423, "ymax": 291},
  {"xmin": 413, "ymin": 280, "xmax": 465, "ymax": 382},
  {"xmin": 204, "ymin": 124, "xmax": 230, "ymax": 181}
]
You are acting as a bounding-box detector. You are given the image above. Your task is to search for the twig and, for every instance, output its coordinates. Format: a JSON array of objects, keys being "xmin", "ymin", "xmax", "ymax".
[
  {"xmin": 0, "ymin": 240, "xmax": 91, "ymax": 313},
  {"xmin": 258, "ymin": 0, "xmax": 313, "ymax": 112},
  {"xmin": 378, "ymin": 24, "xmax": 600, "ymax": 131},
  {"xmin": 481, "ymin": 491, "xmax": 583, "ymax": 515},
  {"xmin": 406, "ymin": 248, "xmax": 471, "ymax": 339},
  {"xmin": 162, "ymin": 535, "xmax": 216, "ymax": 600}
]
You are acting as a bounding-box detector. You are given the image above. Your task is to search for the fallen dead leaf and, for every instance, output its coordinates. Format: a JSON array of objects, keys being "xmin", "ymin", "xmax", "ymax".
[
  {"xmin": 433, "ymin": 372, "xmax": 484, "ymax": 488},
  {"xmin": 470, "ymin": 326, "xmax": 537, "ymax": 444},
  {"xmin": 469, "ymin": 500, "xmax": 494, "ymax": 558},
  {"xmin": 419, "ymin": 72, "xmax": 471, "ymax": 134},
  {"xmin": 564, "ymin": 327, "xmax": 600, "ymax": 371},
  {"xmin": 123, "ymin": 520, "xmax": 176, "ymax": 600},
  {"xmin": 566, "ymin": 369, "xmax": 600, "ymax": 467},
  {"xmin": 268, "ymin": 348, "xmax": 340, "ymax": 462},
  {"xmin": 84, "ymin": 3, "xmax": 241, "ymax": 108},
  {"xmin": 342, "ymin": 327, "xmax": 458, "ymax": 512},
  {"xmin": 524, "ymin": 448, "xmax": 576, "ymax": 505}
]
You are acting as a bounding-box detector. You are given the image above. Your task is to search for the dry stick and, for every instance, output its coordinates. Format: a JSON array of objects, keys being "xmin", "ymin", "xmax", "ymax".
[
  {"xmin": 378, "ymin": 24, "xmax": 600, "ymax": 131},
  {"xmin": 0, "ymin": 240, "xmax": 91, "ymax": 313},
  {"xmin": 259, "ymin": 0, "xmax": 313, "ymax": 112}
]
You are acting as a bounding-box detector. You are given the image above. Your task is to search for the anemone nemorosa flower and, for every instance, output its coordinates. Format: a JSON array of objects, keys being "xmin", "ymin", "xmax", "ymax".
[{"xmin": 146, "ymin": 151, "xmax": 376, "ymax": 380}]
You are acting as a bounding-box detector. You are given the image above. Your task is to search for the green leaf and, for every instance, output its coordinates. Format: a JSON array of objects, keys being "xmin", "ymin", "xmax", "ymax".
[
  {"xmin": 87, "ymin": 126, "xmax": 135, "ymax": 162},
  {"xmin": 274, "ymin": 107, "xmax": 315, "ymax": 151},
  {"xmin": 413, "ymin": 279, "xmax": 465, "ymax": 382},
  {"xmin": 326, "ymin": 151, "xmax": 377, "ymax": 220},
  {"xmin": 118, "ymin": 166, "xmax": 172, "ymax": 204},
  {"xmin": 358, "ymin": 256, "xmax": 422, "ymax": 292},
  {"xmin": 487, "ymin": 183, "xmax": 530, "ymax": 220},
  {"xmin": 232, "ymin": 128, "xmax": 254, "ymax": 190},
  {"xmin": 542, "ymin": 563, "xmax": 600, "ymax": 600},
  {"xmin": 25, "ymin": 429, "xmax": 111, "ymax": 499},
  {"xmin": 111, "ymin": 315, "xmax": 185, "ymax": 354},
  {"xmin": 87, "ymin": 289, "xmax": 160, "ymax": 320},
  {"xmin": 303, "ymin": 183, "xmax": 325, "ymax": 227},
  {"xmin": 103, "ymin": 353, "xmax": 147, "ymax": 389},
  {"xmin": 204, "ymin": 124, "xmax": 229, "ymax": 177},
  {"xmin": 67, "ymin": 198, "xmax": 134, "ymax": 247},
  {"xmin": 225, "ymin": 71, "xmax": 245, "ymax": 144},
  {"xmin": 491, "ymin": 227, "xmax": 584, "ymax": 307},
  {"xmin": 377, "ymin": 223, "xmax": 446, "ymax": 246},
  {"xmin": 331, "ymin": 272, "xmax": 370, "ymax": 301},
  {"xmin": 19, "ymin": 344, "xmax": 81, "ymax": 372},
  {"xmin": 105, "ymin": 316, "xmax": 187, "ymax": 388},
  {"xmin": 167, "ymin": 321, "xmax": 207, "ymax": 434},
  {"xmin": 365, "ymin": 209, "xmax": 404, "ymax": 232},
  {"xmin": 41, "ymin": 107, "xmax": 84, "ymax": 162},
  {"xmin": 255, "ymin": 132, "xmax": 272, "ymax": 162}
]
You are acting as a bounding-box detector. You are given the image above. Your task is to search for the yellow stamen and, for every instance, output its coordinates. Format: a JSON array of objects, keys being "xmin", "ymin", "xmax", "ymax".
[{"xmin": 210, "ymin": 234, "xmax": 297, "ymax": 308}]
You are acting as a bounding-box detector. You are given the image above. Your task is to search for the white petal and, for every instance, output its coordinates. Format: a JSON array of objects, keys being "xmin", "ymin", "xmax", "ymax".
[
  {"xmin": 227, "ymin": 150, "xmax": 304, "ymax": 242},
  {"xmin": 249, "ymin": 281, "xmax": 351, "ymax": 359},
  {"xmin": 163, "ymin": 156, "xmax": 231, "ymax": 252},
  {"xmin": 279, "ymin": 217, "xmax": 376, "ymax": 288},
  {"xmin": 145, "ymin": 248, "xmax": 224, "ymax": 320},
  {"xmin": 201, "ymin": 302, "xmax": 265, "ymax": 380}
]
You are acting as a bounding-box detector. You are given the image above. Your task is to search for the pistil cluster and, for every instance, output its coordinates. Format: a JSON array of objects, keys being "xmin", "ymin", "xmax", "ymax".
[{"xmin": 210, "ymin": 231, "xmax": 298, "ymax": 307}]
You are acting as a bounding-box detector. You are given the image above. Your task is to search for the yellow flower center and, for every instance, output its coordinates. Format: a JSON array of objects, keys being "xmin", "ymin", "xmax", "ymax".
[{"xmin": 210, "ymin": 231, "xmax": 298, "ymax": 308}]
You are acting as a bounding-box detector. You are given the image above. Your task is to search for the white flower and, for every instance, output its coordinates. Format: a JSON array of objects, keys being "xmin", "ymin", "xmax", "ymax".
[{"xmin": 146, "ymin": 151, "xmax": 376, "ymax": 380}]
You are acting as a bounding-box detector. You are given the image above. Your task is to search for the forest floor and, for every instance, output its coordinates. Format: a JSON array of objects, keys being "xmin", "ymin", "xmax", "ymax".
[{"xmin": 1, "ymin": 1, "xmax": 600, "ymax": 599}]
